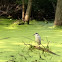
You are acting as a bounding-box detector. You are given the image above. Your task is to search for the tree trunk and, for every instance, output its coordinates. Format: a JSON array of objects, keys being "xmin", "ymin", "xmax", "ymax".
[
  {"xmin": 22, "ymin": 0, "xmax": 25, "ymax": 21},
  {"xmin": 24, "ymin": 0, "xmax": 32, "ymax": 24},
  {"xmin": 54, "ymin": 0, "xmax": 62, "ymax": 26}
]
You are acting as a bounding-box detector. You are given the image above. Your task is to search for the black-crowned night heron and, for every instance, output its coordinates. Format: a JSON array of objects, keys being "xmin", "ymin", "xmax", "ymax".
[{"xmin": 34, "ymin": 33, "xmax": 41, "ymax": 45}]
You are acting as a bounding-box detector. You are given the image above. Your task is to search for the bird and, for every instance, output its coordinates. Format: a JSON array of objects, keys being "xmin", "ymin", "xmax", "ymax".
[{"xmin": 34, "ymin": 33, "xmax": 41, "ymax": 45}]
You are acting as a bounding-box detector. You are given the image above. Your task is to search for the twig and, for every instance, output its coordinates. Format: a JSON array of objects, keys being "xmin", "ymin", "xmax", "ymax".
[
  {"xmin": 18, "ymin": 53, "xmax": 27, "ymax": 60},
  {"xmin": 22, "ymin": 41, "xmax": 32, "ymax": 45},
  {"xmin": 39, "ymin": 52, "xmax": 45, "ymax": 60},
  {"xmin": 46, "ymin": 37, "xmax": 50, "ymax": 49},
  {"xmin": 0, "ymin": 37, "xmax": 10, "ymax": 40},
  {"xmin": 41, "ymin": 44, "xmax": 45, "ymax": 48}
]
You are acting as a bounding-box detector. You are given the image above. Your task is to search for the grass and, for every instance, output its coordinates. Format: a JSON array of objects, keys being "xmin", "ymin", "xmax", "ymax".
[{"xmin": 0, "ymin": 18, "xmax": 62, "ymax": 62}]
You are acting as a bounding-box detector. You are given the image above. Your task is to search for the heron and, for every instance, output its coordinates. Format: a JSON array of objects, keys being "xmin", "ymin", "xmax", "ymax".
[{"xmin": 34, "ymin": 33, "xmax": 41, "ymax": 45}]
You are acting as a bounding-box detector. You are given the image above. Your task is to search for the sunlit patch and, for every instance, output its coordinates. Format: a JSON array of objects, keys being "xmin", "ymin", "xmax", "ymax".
[
  {"xmin": 0, "ymin": 46, "xmax": 16, "ymax": 51},
  {"xmin": 4, "ymin": 26, "xmax": 17, "ymax": 29},
  {"xmin": 44, "ymin": 36, "xmax": 50, "ymax": 37},
  {"xmin": 0, "ymin": 42, "xmax": 4, "ymax": 44},
  {"xmin": 0, "ymin": 46, "xmax": 7, "ymax": 48},
  {"xmin": 4, "ymin": 49, "xmax": 15, "ymax": 51},
  {"xmin": 12, "ymin": 42, "xmax": 24, "ymax": 45},
  {"xmin": 55, "ymin": 44, "xmax": 62, "ymax": 47},
  {"xmin": 0, "ymin": 60, "xmax": 7, "ymax": 62},
  {"xmin": 49, "ymin": 43, "xmax": 62, "ymax": 47},
  {"xmin": 11, "ymin": 42, "xmax": 36, "ymax": 46},
  {"xmin": 48, "ymin": 26, "xmax": 56, "ymax": 29},
  {"xmin": 58, "ymin": 35, "xmax": 62, "ymax": 36},
  {"xmin": 59, "ymin": 31, "xmax": 62, "ymax": 32}
]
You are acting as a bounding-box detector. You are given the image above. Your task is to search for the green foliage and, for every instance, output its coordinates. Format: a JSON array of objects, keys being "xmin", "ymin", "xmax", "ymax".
[
  {"xmin": 16, "ymin": 0, "xmax": 22, "ymax": 4},
  {"xmin": 49, "ymin": 0, "xmax": 57, "ymax": 3},
  {"xmin": 0, "ymin": 0, "xmax": 57, "ymax": 20},
  {"xmin": 32, "ymin": 0, "xmax": 56, "ymax": 20}
]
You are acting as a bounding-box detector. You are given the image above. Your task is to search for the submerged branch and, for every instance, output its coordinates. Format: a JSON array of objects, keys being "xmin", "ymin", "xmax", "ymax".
[{"xmin": 24, "ymin": 43, "xmax": 60, "ymax": 56}]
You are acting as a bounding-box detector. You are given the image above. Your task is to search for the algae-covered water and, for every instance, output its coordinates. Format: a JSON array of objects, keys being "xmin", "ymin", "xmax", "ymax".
[{"xmin": 0, "ymin": 18, "xmax": 62, "ymax": 62}]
